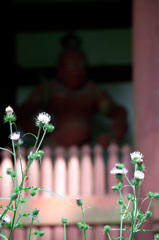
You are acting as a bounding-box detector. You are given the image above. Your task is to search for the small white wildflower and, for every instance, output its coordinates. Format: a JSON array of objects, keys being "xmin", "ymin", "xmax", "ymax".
[
  {"xmin": 5, "ymin": 106, "xmax": 14, "ymax": 115},
  {"xmin": 136, "ymin": 158, "xmax": 143, "ymax": 163},
  {"xmin": 0, "ymin": 214, "xmax": 11, "ymax": 223},
  {"xmin": 35, "ymin": 112, "xmax": 51, "ymax": 126},
  {"xmin": 134, "ymin": 170, "xmax": 145, "ymax": 180},
  {"xmin": 9, "ymin": 132, "xmax": 20, "ymax": 141},
  {"xmin": 130, "ymin": 151, "xmax": 144, "ymax": 160},
  {"xmin": 110, "ymin": 166, "xmax": 128, "ymax": 175}
]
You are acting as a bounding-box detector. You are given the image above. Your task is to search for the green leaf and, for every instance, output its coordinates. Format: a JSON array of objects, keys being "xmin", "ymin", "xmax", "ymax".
[{"xmin": 37, "ymin": 188, "xmax": 72, "ymax": 204}]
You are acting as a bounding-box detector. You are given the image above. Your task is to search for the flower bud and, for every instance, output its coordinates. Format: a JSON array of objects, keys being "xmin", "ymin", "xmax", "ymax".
[
  {"xmin": 38, "ymin": 150, "xmax": 44, "ymax": 156},
  {"xmin": 117, "ymin": 182, "xmax": 123, "ymax": 189},
  {"xmin": 5, "ymin": 106, "xmax": 14, "ymax": 115},
  {"xmin": 39, "ymin": 230, "xmax": 45, "ymax": 237},
  {"xmin": 30, "ymin": 190, "xmax": 37, "ymax": 197},
  {"xmin": 137, "ymin": 212, "xmax": 144, "ymax": 220},
  {"xmin": 118, "ymin": 198, "xmax": 124, "ymax": 205},
  {"xmin": 154, "ymin": 192, "xmax": 159, "ymax": 200},
  {"xmin": 6, "ymin": 168, "xmax": 13, "ymax": 175},
  {"xmin": 111, "ymin": 185, "xmax": 119, "ymax": 192},
  {"xmin": 147, "ymin": 192, "xmax": 154, "ymax": 198},
  {"xmin": 103, "ymin": 225, "xmax": 111, "ymax": 233},
  {"xmin": 127, "ymin": 194, "xmax": 133, "ymax": 201},
  {"xmin": 20, "ymin": 198, "xmax": 26, "ymax": 204},
  {"xmin": 11, "ymin": 171, "xmax": 16, "ymax": 178},
  {"xmin": 45, "ymin": 123, "xmax": 55, "ymax": 132},
  {"xmin": 76, "ymin": 197, "xmax": 83, "ymax": 206},
  {"xmin": 34, "ymin": 229, "xmax": 39, "ymax": 235},
  {"xmin": 10, "ymin": 193, "xmax": 18, "ymax": 200},
  {"xmin": 134, "ymin": 170, "xmax": 145, "ymax": 180},
  {"xmin": 146, "ymin": 211, "xmax": 152, "ymax": 217},
  {"xmin": 32, "ymin": 208, "xmax": 40, "ymax": 216},
  {"xmin": 77, "ymin": 222, "xmax": 84, "ymax": 229},
  {"xmin": 115, "ymin": 163, "xmax": 124, "ymax": 170},
  {"xmin": 61, "ymin": 217, "xmax": 68, "ymax": 224},
  {"xmin": 84, "ymin": 224, "xmax": 89, "ymax": 230},
  {"xmin": 154, "ymin": 233, "xmax": 159, "ymax": 240},
  {"xmin": 28, "ymin": 153, "xmax": 34, "ymax": 161}
]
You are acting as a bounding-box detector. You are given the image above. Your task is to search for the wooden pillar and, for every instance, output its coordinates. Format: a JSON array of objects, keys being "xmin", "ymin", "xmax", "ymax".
[{"xmin": 132, "ymin": 0, "xmax": 159, "ymax": 239}]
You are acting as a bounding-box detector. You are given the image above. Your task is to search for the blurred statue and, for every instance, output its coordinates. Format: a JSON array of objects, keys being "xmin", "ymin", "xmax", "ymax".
[{"xmin": 17, "ymin": 33, "xmax": 127, "ymax": 148}]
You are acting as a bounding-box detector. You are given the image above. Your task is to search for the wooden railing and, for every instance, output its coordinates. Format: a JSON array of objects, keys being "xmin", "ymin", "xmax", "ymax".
[{"xmin": 0, "ymin": 144, "xmax": 158, "ymax": 240}]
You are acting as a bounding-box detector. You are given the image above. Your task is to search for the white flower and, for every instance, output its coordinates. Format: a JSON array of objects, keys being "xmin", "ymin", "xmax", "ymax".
[
  {"xmin": 5, "ymin": 106, "xmax": 14, "ymax": 115},
  {"xmin": 130, "ymin": 151, "xmax": 144, "ymax": 160},
  {"xmin": 110, "ymin": 166, "xmax": 128, "ymax": 175},
  {"xmin": 35, "ymin": 112, "xmax": 51, "ymax": 126},
  {"xmin": 134, "ymin": 170, "xmax": 145, "ymax": 180},
  {"xmin": 0, "ymin": 214, "xmax": 11, "ymax": 223},
  {"xmin": 9, "ymin": 132, "xmax": 20, "ymax": 141}
]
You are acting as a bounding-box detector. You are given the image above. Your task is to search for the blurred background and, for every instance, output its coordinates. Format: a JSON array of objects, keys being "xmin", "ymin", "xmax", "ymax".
[{"xmin": 1, "ymin": 0, "xmax": 132, "ymax": 147}]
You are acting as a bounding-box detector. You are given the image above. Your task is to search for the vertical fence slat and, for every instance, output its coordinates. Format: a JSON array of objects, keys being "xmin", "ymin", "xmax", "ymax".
[
  {"xmin": 107, "ymin": 143, "xmax": 120, "ymax": 238},
  {"xmin": 67, "ymin": 146, "xmax": 80, "ymax": 240},
  {"xmin": 94, "ymin": 144, "xmax": 107, "ymax": 240},
  {"xmin": 40, "ymin": 146, "xmax": 53, "ymax": 240},
  {"xmin": 0, "ymin": 148, "xmax": 13, "ymax": 198},
  {"xmin": 53, "ymin": 146, "xmax": 67, "ymax": 240},
  {"xmin": 81, "ymin": 145, "xmax": 93, "ymax": 240},
  {"xmin": 41, "ymin": 146, "xmax": 53, "ymax": 197},
  {"xmin": 81, "ymin": 145, "xmax": 93, "ymax": 195},
  {"xmin": 107, "ymin": 143, "xmax": 119, "ymax": 194},
  {"xmin": 93, "ymin": 144, "xmax": 106, "ymax": 195}
]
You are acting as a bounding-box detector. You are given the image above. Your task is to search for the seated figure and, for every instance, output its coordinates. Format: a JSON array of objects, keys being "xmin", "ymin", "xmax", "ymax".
[{"xmin": 17, "ymin": 33, "xmax": 127, "ymax": 148}]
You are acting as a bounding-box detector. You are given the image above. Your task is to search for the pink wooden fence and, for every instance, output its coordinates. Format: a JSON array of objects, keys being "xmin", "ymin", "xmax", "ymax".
[{"xmin": 0, "ymin": 143, "xmax": 158, "ymax": 240}]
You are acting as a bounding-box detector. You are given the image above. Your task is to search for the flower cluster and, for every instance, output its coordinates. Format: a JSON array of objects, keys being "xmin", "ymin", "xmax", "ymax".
[
  {"xmin": 108, "ymin": 151, "xmax": 159, "ymax": 240},
  {"xmin": 0, "ymin": 106, "xmax": 55, "ymax": 240}
]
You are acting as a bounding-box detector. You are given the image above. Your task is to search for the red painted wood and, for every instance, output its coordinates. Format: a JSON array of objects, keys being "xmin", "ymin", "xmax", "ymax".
[
  {"xmin": 107, "ymin": 143, "xmax": 119, "ymax": 194},
  {"xmin": 93, "ymin": 144, "xmax": 106, "ymax": 195},
  {"xmin": 81, "ymin": 145, "xmax": 93, "ymax": 240},
  {"xmin": 94, "ymin": 144, "xmax": 106, "ymax": 240},
  {"xmin": 133, "ymin": 0, "xmax": 159, "ymax": 239},
  {"xmin": 67, "ymin": 146, "xmax": 80, "ymax": 240},
  {"xmin": 0, "ymin": 147, "xmax": 13, "ymax": 198},
  {"xmin": 81, "ymin": 145, "xmax": 93, "ymax": 195},
  {"xmin": 41, "ymin": 146, "xmax": 53, "ymax": 197},
  {"xmin": 53, "ymin": 146, "xmax": 67, "ymax": 240}
]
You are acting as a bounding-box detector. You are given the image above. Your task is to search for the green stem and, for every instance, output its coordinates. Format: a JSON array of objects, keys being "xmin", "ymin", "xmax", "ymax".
[
  {"xmin": 133, "ymin": 183, "xmax": 141, "ymax": 229},
  {"xmin": 129, "ymin": 186, "xmax": 136, "ymax": 240},
  {"xmin": 9, "ymin": 122, "xmax": 18, "ymax": 189},
  {"xmin": 107, "ymin": 232, "xmax": 112, "ymax": 240},
  {"xmin": 0, "ymin": 201, "xmax": 12, "ymax": 226},
  {"xmin": 36, "ymin": 130, "xmax": 47, "ymax": 152},
  {"xmin": 119, "ymin": 189, "xmax": 123, "ymax": 239},
  {"xmin": 29, "ymin": 218, "xmax": 34, "ymax": 240},
  {"xmin": 8, "ymin": 204, "xmax": 17, "ymax": 240},
  {"xmin": 33, "ymin": 127, "xmax": 41, "ymax": 153},
  {"xmin": 81, "ymin": 206, "xmax": 87, "ymax": 240},
  {"xmin": 134, "ymin": 198, "xmax": 153, "ymax": 231},
  {"xmin": 64, "ymin": 223, "xmax": 67, "ymax": 240}
]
